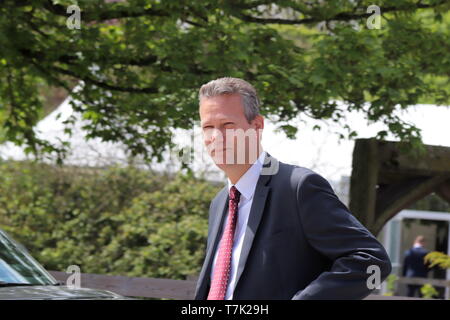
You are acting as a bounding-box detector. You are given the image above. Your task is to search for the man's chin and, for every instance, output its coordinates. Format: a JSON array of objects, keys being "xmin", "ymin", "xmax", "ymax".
[
  {"xmin": 210, "ymin": 156, "xmax": 253, "ymax": 167},
  {"xmin": 210, "ymin": 154, "xmax": 234, "ymax": 167},
  {"xmin": 211, "ymin": 157, "xmax": 234, "ymax": 167}
]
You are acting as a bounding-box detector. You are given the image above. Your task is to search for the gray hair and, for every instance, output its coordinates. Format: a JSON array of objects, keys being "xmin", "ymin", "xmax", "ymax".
[{"xmin": 199, "ymin": 77, "xmax": 260, "ymax": 123}]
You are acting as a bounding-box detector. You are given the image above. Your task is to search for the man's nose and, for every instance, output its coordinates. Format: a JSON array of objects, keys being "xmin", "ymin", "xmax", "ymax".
[{"xmin": 209, "ymin": 128, "xmax": 225, "ymax": 144}]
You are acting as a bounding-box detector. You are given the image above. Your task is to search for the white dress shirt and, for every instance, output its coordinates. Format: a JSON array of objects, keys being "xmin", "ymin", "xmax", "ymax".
[{"xmin": 210, "ymin": 150, "xmax": 266, "ymax": 300}]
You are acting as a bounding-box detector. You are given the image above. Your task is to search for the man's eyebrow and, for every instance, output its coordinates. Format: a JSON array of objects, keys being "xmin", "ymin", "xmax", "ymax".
[{"xmin": 201, "ymin": 118, "xmax": 234, "ymax": 126}]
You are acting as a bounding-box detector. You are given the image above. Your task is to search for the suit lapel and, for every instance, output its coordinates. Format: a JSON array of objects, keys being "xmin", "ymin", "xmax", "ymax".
[
  {"xmin": 233, "ymin": 153, "xmax": 279, "ymax": 293},
  {"xmin": 205, "ymin": 188, "xmax": 229, "ymax": 272},
  {"xmin": 196, "ymin": 187, "xmax": 228, "ymax": 298}
]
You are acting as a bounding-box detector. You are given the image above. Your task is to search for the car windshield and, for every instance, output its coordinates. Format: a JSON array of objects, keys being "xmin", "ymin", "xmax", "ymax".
[{"xmin": 0, "ymin": 229, "xmax": 58, "ymax": 285}]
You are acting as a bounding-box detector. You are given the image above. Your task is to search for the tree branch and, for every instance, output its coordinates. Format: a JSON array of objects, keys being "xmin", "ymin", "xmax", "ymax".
[
  {"xmin": 50, "ymin": 65, "xmax": 159, "ymax": 94},
  {"xmin": 17, "ymin": 47, "xmax": 157, "ymax": 93},
  {"xmin": 42, "ymin": 0, "xmax": 170, "ymax": 22},
  {"xmin": 232, "ymin": 1, "xmax": 448, "ymax": 25}
]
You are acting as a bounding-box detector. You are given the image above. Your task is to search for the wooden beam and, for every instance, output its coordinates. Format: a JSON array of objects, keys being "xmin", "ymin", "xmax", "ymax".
[
  {"xmin": 350, "ymin": 139, "xmax": 450, "ymax": 235},
  {"xmin": 397, "ymin": 276, "xmax": 450, "ymax": 288},
  {"xmin": 349, "ymin": 138, "xmax": 379, "ymax": 231},
  {"xmin": 363, "ymin": 294, "xmax": 425, "ymax": 300},
  {"xmin": 373, "ymin": 175, "xmax": 450, "ymax": 234},
  {"xmin": 378, "ymin": 141, "xmax": 450, "ymax": 179},
  {"xmin": 436, "ymin": 179, "xmax": 450, "ymax": 204}
]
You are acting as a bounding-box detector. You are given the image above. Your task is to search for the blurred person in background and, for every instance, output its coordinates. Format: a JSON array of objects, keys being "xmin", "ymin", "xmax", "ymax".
[{"xmin": 402, "ymin": 235, "xmax": 431, "ymax": 298}]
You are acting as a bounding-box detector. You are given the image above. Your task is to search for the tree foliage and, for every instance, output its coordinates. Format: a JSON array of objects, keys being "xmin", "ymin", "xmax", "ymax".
[
  {"xmin": 0, "ymin": 0, "xmax": 449, "ymax": 163},
  {"xmin": 425, "ymin": 251, "xmax": 450, "ymax": 270}
]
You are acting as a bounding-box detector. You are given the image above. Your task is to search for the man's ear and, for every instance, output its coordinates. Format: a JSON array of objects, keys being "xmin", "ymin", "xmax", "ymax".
[{"xmin": 254, "ymin": 115, "xmax": 264, "ymax": 130}]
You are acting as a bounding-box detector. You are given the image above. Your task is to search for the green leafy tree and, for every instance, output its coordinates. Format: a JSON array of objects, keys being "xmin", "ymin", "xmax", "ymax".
[
  {"xmin": 422, "ymin": 251, "xmax": 450, "ymax": 299},
  {"xmin": 420, "ymin": 283, "xmax": 439, "ymax": 299},
  {"xmin": 425, "ymin": 251, "xmax": 450, "ymax": 270},
  {"xmin": 0, "ymin": 0, "xmax": 449, "ymax": 163},
  {"xmin": 383, "ymin": 274, "xmax": 398, "ymax": 296}
]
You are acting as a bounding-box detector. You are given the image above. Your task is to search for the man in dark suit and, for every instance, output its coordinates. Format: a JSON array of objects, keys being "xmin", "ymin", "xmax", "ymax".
[
  {"xmin": 402, "ymin": 235, "xmax": 430, "ymax": 297},
  {"xmin": 196, "ymin": 77, "xmax": 392, "ymax": 300}
]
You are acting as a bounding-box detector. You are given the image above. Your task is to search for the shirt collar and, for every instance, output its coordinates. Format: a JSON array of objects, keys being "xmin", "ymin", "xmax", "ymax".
[{"xmin": 227, "ymin": 151, "xmax": 266, "ymax": 202}]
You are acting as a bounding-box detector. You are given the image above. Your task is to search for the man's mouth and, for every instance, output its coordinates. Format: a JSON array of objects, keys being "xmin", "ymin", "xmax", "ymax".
[{"xmin": 211, "ymin": 147, "xmax": 231, "ymax": 154}]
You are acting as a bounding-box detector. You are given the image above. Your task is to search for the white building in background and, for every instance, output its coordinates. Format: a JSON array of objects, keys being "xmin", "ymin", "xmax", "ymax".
[
  {"xmin": 2, "ymin": 96, "xmax": 449, "ymax": 183},
  {"xmin": 1, "ymin": 95, "xmax": 449, "ymax": 296}
]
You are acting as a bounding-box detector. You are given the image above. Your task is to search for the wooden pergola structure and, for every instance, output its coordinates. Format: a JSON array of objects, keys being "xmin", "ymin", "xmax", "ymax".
[{"xmin": 349, "ymin": 138, "xmax": 450, "ymax": 235}]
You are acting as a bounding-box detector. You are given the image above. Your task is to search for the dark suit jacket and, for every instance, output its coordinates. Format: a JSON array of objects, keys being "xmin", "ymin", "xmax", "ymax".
[
  {"xmin": 194, "ymin": 153, "xmax": 392, "ymax": 300},
  {"xmin": 402, "ymin": 247, "xmax": 430, "ymax": 278}
]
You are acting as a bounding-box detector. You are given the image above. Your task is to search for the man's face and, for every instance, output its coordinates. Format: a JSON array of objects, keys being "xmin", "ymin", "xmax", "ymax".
[{"xmin": 199, "ymin": 93, "xmax": 263, "ymax": 166}]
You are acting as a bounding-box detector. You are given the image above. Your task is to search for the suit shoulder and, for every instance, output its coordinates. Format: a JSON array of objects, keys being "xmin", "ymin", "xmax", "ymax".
[
  {"xmin": 280, "ymin": 162, "xmax": 326, "ymax": 189},
  {"xmin": 278, "ymin": 160, "xmax": 320, "ymax": 177},
  {"xmin": 210, "ymin": 185, "xmax": 227, "ymax": 204}
]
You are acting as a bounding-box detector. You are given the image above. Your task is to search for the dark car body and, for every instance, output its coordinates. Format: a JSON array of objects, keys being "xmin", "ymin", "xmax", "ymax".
[
  {"xmin": 0, "ymin": 228, "xmax": 129, "ymax": 300},
  {"xmin": 0, "ymin": 285, "xmax": 126, "ymax": 300}
]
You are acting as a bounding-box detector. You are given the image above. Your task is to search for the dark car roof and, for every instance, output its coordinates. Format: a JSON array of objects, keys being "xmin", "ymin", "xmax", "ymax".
[{"xmin": 0, "ymin": 285, "xmax": 131, "ymax": 300}]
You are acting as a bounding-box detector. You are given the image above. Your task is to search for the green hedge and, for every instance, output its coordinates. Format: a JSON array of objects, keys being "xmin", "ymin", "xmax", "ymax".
[{"xmin": 0, "ymin": 160, "xmax": 221, "ymax": 280}]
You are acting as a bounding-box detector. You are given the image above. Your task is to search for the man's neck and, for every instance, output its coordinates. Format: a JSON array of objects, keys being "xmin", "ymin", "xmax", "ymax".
[
  {"xmin": 226, "ymin": 164, "xmax": 253, "ymax": 185},
  {"xmin": 223, "ymin": 149, "xmax": 263, "ymax": 185}
]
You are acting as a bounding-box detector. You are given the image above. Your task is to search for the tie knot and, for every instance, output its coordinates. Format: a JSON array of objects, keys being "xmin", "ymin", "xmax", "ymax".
[{"xmin": 229, "ymin": 186, "xmax": 241, "ymax": 202}]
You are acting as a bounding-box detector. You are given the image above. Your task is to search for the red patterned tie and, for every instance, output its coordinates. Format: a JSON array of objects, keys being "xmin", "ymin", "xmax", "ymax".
[{"xmin": 207, "ymin": 185, "xmax": 241, "ymax": 300}]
